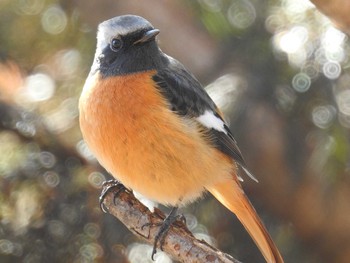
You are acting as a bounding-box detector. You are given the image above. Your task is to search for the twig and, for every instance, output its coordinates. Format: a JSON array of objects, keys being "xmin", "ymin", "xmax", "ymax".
[{"xmin": 101, "ymin": 184, "xmax": 241, "ymax": 263}]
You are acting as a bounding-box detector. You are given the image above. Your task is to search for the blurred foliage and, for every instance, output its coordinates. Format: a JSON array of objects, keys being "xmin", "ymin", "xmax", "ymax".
[{"xmin": 0, "ymin": 0, "xmax": 350, "ymax": 263}]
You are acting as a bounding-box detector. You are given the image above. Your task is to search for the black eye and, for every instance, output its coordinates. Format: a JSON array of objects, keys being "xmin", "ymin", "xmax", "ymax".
[{"xmin": 110, "ymin": 38, "xmax": 123, "ymax": 51}]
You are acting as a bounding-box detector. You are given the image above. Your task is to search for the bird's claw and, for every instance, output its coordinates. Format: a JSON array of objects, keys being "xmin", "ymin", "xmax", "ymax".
[
  {"xmin": 142, "ymin": 207, "xmax": 186, "ymax": 260},
  {"xmin": 99, "ymin": 179, "xmax": 126, "ymax": 213}
]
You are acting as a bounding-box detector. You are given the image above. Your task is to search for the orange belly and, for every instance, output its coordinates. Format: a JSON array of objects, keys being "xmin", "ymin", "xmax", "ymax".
[{"xmin": 79, "ymin": 71, "xmax": 234, "ymax": 206}]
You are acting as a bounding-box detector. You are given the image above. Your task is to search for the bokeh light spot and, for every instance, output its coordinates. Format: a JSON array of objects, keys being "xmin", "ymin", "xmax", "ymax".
[
  {"xmin": 80, "ymin": 243, "xmax": 103, "ymax": 260},
  {"xmin": 312, "ymin": 105, "xmax": 336, "ymax": 129},
  {"xmin": 282, "ymin": 0, "xmax": 315, "ymax": 22},
  {"xmin": 198, "ymin": 0, "xmax": 223, "ymax": 12},
  {"xmin": 84, "ymin": 223, "xmax": 101, "ymax": 239},
  {"xmin": 292, "ymin": 73, "xmax": 311, "ymax": 92},
  {"xmin": 338, "ymin": 113, "xmax": 350, "ymax": 128},
  {"xmin": 322, "ymin": 26, "xmax": 347, "ymax": 52},
  {"xmin": 41, "ymin": 5, "xmax": 67, "ymax": 35},
  {"xmin": 265, "ymin": 14, "xmax": 283, "ymax": 33},
  {"xmin": 325, "ymin": 46, "xmax": 345, "ymax": 63},
  {"xmin": 301, "ymin": 62, "xmax": 319, "ymax": 79},
  {"xmin": 88, "ymin": 172, "xmax": 105, "ymax": 188},
  {"xmin": 39, "ymin": 151, "xmax": 56, "ymax": 168},
  {"xmin": 205, "ymin": 74, "xmax": 241, "ymax": 112},
  {"xmin": 24, "ymin": 73, "xmax": 55, "ymax": 102},
  {"xmin": 322, "ymin": 61, "xmax": 341, "ymax": 79},
  {"xmin": 314, "ymin": 47, "xmax": 328, "ymax": 65},
  {"xmin": 277, "ymin": 26, "xmax": 309, "ymax": 54},
  {"xmin": 288, "ymin": 48, "xmax": 307, "ymax": 67},
  {"xmin": 43, "ymin": 171, "xmax": 60, "ymax": 187},
  {"xmin": 44, "ymin": 98, "xmax": 78, "ymax": 133},
  {"xmin": 0, "ymin": 132, "xmax": 26, "ymax": 176},
  {"xmin": 54, "ymin": 49, "xmax": 82, "ymax": 77},
  {"xmin": 337, "ymin": 90, "xmax": 350, "ymax": 116},
  {"xmin": 128, "ymin": 243, "xmax": 171, "ymax": 263},
  {"xmin": 227, "ymin": 0, "xmax": 256, "ymax": 29},
  {"xmin": 15, "ymin": 121, "xmax": 36, "ymax": 137},
  {"xmin": 16, "ymin": 0, "xmax": 44, "ymax": 15}
]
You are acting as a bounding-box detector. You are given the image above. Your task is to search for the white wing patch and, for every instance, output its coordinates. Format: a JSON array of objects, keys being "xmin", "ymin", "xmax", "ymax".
[
  {"xmin": 196, "ymin": 111, "xmax": 259, "ymax": 183},
  {"xmin": 196, "ymin": 110, "xmax": 227, "ymax": 134}
]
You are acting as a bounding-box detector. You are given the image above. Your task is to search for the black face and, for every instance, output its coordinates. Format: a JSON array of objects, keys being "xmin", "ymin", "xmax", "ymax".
[{"xmin": 97, "ymin": 28, "xmax": 165, "ymax": 77}]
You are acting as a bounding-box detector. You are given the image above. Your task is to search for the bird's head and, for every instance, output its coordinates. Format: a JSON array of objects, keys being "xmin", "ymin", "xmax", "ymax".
[{"xmin": 91, "ymin": 15, "xmax": 162, "ymax": 77}]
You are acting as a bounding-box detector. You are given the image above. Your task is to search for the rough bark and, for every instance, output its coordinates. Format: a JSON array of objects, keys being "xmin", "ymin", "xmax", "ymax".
[{"xmin": 100, "ymin": 183, "xmax": 241, "ymax": 263}]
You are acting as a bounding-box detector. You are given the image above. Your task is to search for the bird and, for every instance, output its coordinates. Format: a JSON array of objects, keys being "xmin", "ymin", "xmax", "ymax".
[{"xmin": 79, "ymin": 14, "xmax": 284, "ymax": 263}]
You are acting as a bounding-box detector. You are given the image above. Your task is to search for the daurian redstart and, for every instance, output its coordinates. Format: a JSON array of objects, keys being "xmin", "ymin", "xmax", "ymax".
[{"xmin": 79, "ymin": 15, "xmax": 283, "ymax": 263}]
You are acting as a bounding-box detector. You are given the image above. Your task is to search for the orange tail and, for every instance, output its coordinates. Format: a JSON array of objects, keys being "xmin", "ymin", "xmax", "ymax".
[{"xmin": 207, "ymin": 180, "xmax": 284, "ymax": 263}]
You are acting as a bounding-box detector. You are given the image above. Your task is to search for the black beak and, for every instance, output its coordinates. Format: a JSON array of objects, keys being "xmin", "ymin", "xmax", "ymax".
[{"xmin": 133, "ymin": 29, "xmax": 160, "ymax": 45}]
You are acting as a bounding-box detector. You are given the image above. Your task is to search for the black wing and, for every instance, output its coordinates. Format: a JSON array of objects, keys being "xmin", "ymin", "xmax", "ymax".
[
  {"xmin": 152, "ymin": 56, "xmax": 216, "ymax": 117},
  {"xmin": 153, "ymin": 55, "xmax": 256, "ymax": 181}
]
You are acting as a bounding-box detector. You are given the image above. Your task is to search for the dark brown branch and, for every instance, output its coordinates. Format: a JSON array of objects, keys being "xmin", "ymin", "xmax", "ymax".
[{"xmin": 101, "ymin": 185, "xmax": 241, "ymax": 263}]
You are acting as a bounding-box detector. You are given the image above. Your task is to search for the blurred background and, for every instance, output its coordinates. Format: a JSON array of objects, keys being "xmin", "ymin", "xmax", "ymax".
[{"xmin": 1, "ymin": 0, "xmax": 350, "ymax": 262}]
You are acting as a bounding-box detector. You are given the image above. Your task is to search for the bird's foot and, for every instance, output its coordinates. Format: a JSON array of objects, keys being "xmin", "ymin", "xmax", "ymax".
[
  {"xmin": 142, "ymin": 207, "xmax": 186, "ymax": 260},
  {"xmin": 99, "ymin": 179, "xmax": 129, "ymax": 213}
]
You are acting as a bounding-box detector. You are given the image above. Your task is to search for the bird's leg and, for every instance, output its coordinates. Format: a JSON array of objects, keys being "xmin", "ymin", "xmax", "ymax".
[
  {"xmin": 148, "ymin": 206, "xmax": 185, "ymax": 260},
  {"xmin": 99, "ymin": 179, "xmax": 130, "ymax": 213}
]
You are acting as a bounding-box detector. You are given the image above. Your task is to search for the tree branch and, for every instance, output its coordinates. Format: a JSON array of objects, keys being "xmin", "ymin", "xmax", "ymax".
[{"xmin": 100, "ymin": 184, "xmax": 241, "ymax": 263}]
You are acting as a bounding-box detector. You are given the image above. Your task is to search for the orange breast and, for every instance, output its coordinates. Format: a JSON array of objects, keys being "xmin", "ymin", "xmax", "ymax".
[{"xmin": 79, "ymin": 71, "xmax": 234, "ymax": 206}]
